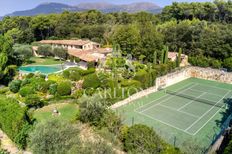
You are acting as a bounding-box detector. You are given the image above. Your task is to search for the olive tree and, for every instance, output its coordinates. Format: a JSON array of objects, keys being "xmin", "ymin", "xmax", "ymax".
[{"xmin": 29, "ymin": 119, "xmax": 80, "ymax": 154}]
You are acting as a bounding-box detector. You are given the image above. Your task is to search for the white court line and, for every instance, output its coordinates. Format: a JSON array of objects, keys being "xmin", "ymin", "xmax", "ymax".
[
  {"xmin": 196, "ymin": 83, "xmax": 230, "ymax": 92},
  {"xmin": 177, "ymin": 92, "xmax": 207, "ymax": 111},
  {"xmin": 135, "ymin": 82, "xmax": 195, "ymax": 112},
  {"xmin": 188, "ymin": 89, "xmax": 222, "ymax": 98},
  {"xmin": 158, "ymin": 104, "xmax": 200, "ymax": 118},
  {"xmin": 192, "ymin": 92, "xmax": 232, "ymax": 136},
  {"xmin": 185, "ymin": 90, "xmax": 231, "ymax": 133},
  {"xmin": 139, "ymin": 84, "xmax": 198, "ymax": 113},
  {"xmin": 136, "ymin": 110, "xmax": 194, "ymax": 136}
]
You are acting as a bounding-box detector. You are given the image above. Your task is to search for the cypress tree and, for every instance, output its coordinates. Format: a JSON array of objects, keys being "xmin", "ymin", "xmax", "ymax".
[
  {"xmin": 153, "ymin": 51, "xmax": 157, "ymax": 65},
  {"xmin": 164, "ymin": 46, "xmax": 169, "ymax": 64},
  {"xmin": 177, "ymin": 48, "xmax": 182, "ymax": 67}
]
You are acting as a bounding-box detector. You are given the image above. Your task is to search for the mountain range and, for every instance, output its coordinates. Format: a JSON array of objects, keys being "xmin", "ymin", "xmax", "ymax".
[{"xmin": 0, "ymin": 2, "xmax": 162, "ymax": 19}]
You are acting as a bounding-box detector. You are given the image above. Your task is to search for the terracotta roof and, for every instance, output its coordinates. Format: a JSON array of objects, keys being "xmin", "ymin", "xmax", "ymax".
[
  {"xmin": 68, "ymin": 48, "xmax": 112, "ymax": 62},
  {"xmin": 68, "ymin": 50, "xmax": 98, "ymax": 62},
  {"xmin": 85, "ymin": 48, "xmax": 113, "ymax": 54},
  {"xmin": 39, "ymin": 39, "xmax": 99, "ymax": 46}
]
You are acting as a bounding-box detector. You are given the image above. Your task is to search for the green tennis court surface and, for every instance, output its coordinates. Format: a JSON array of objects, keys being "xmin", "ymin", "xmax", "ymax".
[{"xmin": 116, "ymin": 78, "xmax": 232, "ymax": 153}]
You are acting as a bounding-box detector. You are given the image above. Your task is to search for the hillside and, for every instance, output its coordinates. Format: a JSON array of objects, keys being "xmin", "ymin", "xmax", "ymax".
[{"xmin": 1, "ymin": 2, "xmax": 162, "ymax": 18}]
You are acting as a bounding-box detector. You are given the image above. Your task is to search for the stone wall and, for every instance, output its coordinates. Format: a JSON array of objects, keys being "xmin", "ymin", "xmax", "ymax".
[
  {"xmin": 187, "ymin": 67, "xmax": 232, "ymax": 84},
  {"xmin": 156, "ymin": 68, "xmax": 190, "ymax": 89}
]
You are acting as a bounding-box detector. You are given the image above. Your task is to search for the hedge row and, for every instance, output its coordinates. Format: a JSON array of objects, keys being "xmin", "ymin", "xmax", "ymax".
[{"xmin": 0, "ymin": 95, "xmax": 30, "ymax": 148}]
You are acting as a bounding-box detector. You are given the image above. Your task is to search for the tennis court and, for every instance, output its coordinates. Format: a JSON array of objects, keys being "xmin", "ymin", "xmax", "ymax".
[{"xmin": 117, "ymin": 78, "xmax": 232, "ymax": 152}]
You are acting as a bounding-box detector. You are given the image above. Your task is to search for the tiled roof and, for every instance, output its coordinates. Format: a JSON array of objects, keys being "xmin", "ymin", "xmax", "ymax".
[
  {"xmin": 39, "ymin": 39, "xmax": 99, "ymax": 46},
  {"xmin": 68, "ymin": 48, "xmax": 112, "ymax": 62}
]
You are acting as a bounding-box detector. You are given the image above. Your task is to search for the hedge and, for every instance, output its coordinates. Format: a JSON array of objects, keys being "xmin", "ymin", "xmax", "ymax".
[
  {"xmin": 19, "ymin": 86, "xmax": 34, "ymax": 97},
  {"xmin": 133, "ymin": 70, "xmax": 150, "ymax": 88},
  {"xmin": 83, "ymin": 74, "xmax": 101, "ymax": 89},
  {"xmin": 0, "ymin": 95, "xmax": 30, "ymax": 148},
  {"xmin": 57, "ymin": 81, "xmax": 72, "ymax": 96},
  {"xmin": 9, "ymin": 80, "xmax": 22, "ymax": 93},
  {"xmin": 78, "ymin": 68, "xmax": 95, "ymax": 76},
  {"xmin": 25, "ymin": 94, "xmax": 43, "ymax": 108}
]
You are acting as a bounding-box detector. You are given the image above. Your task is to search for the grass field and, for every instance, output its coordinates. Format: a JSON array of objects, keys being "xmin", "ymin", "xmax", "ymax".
[
  {"xmin": 29, "ymin": 57, "xmax": 63, "ymax": 65},
  {"xmin": 116, "ymin": 78, "xmax": 232, "ymax": 153},
  {"xmin": 33, "ymin": 103, "xmax": 79, "ymax": 122}
]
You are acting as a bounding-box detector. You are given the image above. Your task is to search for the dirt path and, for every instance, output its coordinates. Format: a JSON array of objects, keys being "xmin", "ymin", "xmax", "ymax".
[
  {"xmin": 0, "ymin": 129, "xmax": 19, "ymax": 154},
  {"xmin": 0, "ymin": 129, "xmax": 32, "ymax": 154}
]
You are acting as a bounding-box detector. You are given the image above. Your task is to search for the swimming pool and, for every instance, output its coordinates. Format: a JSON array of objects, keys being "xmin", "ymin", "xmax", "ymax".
[{"xmin": 19, "ymin": 65, "xmax": 64, "ymax": 74}]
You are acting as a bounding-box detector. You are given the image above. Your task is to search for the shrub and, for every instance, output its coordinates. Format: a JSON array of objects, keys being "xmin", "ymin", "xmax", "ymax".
[
  {"xmin": 26, "ymin": 73, "xmax": 34, "ymax": 79},
  {"xmin": 0, "ymin": 87, "xmax": 9, "ymax": 94},
  {"xmin": 9, "ymin": 80, "xmax": 22, "ymax": 93},
  {"xmin": 19, "ymin": 86, "xmax": 34, "ymax": 97},
  {"xmin": 48, "ymin": 74, "xmax": 66, "ymax": 83},
  {"xmin": 124, "ymin": 124, "xmax": 164, "ymax": 153},
  {"xmin": 223, "ymin": 57, "xmax": 232, "ymax": 71},
  {"xmin": 79, "ymin": 95, "xmax": 107, "ymax": 126},
  {"xmin": 189, "ymin": 56, "xmax": 210, "ymax": 67},
  {"xmin": 72, "ymin": 90, "xmax": 83, "ymax": 99},
  {"xmin": 83, "ymin": 73, "xmax": 101, "ymax": 89},
  {"xmin": 14, "ymin": 123, "xmax": 32, "ymax": 149},
  {"xmin": 78, "ymin": 68, "xmax": 95, "ymax": 76},
  {"xmin": 49, "ymin": 83, "xmax": 58, "ymax": 95},
  {"xmin": 133, "ymin": 70, "xmax": 149, "ymax": 88},
  {"xmin": 120, "ymin": 79, "xmax": 141, "ymax": 88},
  {"xmin": 211, "ymin": 59, "xmax": 222, "ymax": 69},
  {"xmin": 36, "ymin": 81, "xmax": 50, "ymax": 93},
  {"xmin": 57, "ymin": 81, "xmax": 72, "ymax": 96},
  {"xmin": 87, "ymin": 61, "xmax": 95, "ymax": 69},
  {"xmin": 62, "ymin": 70, "xmax": 70, "ymax": 78},
  {"xmin": 99, "ymin": 110, "xmax": 122, "ymax": 134},
  {"xmin": 0, "ymin": 149, "xmax": 9, "ymax": 154},
  {"xmin": 21, "ymin": 79, "xmax": 30, "ymax": 87},
  {"xmin": 25, "ymin": 94, "xmax": 43, "ymax": 108},
  {"xmin": 74, "ymin": 57, "xmax": 80, "ymax": 63},
  {"xmin": 69, "ymin": 71, "xmax": 81, "ymax": 81},
  {"xmin": 70, "ymin": 139, "xmax": 115, "ymax": 154}
]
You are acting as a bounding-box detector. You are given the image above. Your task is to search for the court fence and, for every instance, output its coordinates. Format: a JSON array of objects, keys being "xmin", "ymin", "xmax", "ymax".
[{"xmin": 111, "ymin": 66, "xmax": 232, "ymax": 109}]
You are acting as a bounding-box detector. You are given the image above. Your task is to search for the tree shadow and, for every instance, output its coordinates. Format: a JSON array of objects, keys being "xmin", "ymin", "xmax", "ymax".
[{"xmin": 215, "ymin": 98, "xmax": 232, "ymax": 128}]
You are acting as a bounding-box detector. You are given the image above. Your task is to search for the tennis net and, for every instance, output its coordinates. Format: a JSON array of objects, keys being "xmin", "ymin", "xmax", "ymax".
[{"xmin": 166, "ymin": 90, "xmax": 225, "ymax": 108}]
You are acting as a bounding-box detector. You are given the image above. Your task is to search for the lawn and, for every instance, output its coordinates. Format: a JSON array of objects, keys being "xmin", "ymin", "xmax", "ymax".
[
  {"xmin": 29, "ymin": 57, "xmax": 63, "ymax": 65},
  {"xmin": 33, "ymin": 103, "xmax": 79, "ymax": 122}
]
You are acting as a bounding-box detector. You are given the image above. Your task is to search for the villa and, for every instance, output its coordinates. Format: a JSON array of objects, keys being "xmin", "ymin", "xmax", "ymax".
[
  {"xmin": 39, "ymin": 39, "xmax": 101, "ymax": 50},
  {"xmin": 33, "ymin": 39, "xmax": 112, "ymax": 69}
]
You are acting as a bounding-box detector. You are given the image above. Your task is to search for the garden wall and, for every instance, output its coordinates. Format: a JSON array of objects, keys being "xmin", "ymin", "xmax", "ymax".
[{"xmin": 187, "ymin": 67, "xmax": 232, "ymax": 84}]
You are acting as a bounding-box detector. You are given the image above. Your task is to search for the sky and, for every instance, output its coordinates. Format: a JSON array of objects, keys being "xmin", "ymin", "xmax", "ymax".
[{"xmin": 0, "ymin": 0, "xmax": 212, "ymax": 16}]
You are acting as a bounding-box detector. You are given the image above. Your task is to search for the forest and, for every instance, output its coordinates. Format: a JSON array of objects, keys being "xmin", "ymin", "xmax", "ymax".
[{"xmin": 0, "ymin": 0, "xmax": 232, "ymax": 70}]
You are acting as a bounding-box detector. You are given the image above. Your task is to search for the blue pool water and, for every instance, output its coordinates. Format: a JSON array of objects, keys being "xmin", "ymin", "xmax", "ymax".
[{"xmin": 19, "ymin": 65, "xmax": 63, "ymax": 74}]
